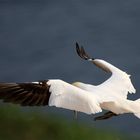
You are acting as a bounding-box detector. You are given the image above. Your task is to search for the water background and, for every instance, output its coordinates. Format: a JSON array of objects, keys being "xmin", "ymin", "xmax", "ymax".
[{"xmin": 0, "ymin": 0, "xmax": 140, "ymax": 136}]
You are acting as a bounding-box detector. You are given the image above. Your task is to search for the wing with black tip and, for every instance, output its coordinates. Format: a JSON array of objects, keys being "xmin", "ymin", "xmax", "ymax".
[
  {"xmin": 0, "ymin": 80, "xmax": 50, "ymax": 106},
  {"xmin": 75, "ymin": 42, "xmax": 136, "ymax": 99},
  {"xmin": 0, "ymin": 79, "xmax": 102, "ymax": 115}
]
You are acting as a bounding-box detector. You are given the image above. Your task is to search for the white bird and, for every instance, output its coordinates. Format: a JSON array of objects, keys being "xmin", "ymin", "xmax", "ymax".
[{"xmin": 0, "ymin": 43, "xmax": 139, "ymax": 121}]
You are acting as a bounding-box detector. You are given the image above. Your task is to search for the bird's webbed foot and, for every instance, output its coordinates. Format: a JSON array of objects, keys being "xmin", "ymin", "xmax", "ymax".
[{"xmin": 94, "ymin": 111, "xmax": 118, "ymax": 121}]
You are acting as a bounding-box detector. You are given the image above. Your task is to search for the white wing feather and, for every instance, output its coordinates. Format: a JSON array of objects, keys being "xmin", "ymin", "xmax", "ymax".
[
  {"xmin": 73, "ymin": 59, "xmax": 137, "ymax": 114},
  {"xmin": 75, "ymin": 45, "xmax": 136, "ymax": 99},
  {"xmin": 47, "ymin": 80, "xmax": 102, "ymax": 114},
  {"xmin": 75, "ymin": 45, "xmax": 139, "ymax": 116},
  {"xmin": 91, "ymin": 59, "xmax": 136, "ymax": 99}
]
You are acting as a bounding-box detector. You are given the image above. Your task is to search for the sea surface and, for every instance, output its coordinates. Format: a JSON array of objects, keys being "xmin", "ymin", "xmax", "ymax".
[{"xmin": 0, "ymin": 0, "xmax": 140, "ymax": 137}]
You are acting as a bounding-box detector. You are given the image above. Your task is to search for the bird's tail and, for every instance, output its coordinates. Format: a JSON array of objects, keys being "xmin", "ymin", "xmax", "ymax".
[{"xmin": 133, "ymin": 99, "xmax": 140, "ymax": 118}]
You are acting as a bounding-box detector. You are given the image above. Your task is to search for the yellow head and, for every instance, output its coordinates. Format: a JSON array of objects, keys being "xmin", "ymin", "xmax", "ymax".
[{"xmin": 72, "ymin": 82, "xmax": 81, "ymax": 87}]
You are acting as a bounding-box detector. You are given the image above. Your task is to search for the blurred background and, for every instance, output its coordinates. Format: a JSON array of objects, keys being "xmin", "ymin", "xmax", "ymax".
[{"xmin": 0, "ymin": 0, "xmax": 140, "ymax": 139}]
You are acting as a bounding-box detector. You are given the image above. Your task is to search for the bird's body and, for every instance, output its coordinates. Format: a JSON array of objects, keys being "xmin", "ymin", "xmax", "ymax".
[
  {"xmin": 74, "ymin": 81, "xmax": 138, "ymax": 115},
  {"xmin": 0, "ymin": 43, "xmax": 139, "ymax": 121}
]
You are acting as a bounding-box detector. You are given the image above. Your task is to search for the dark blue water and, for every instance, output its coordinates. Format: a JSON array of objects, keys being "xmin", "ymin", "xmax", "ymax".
[{"xmin": 0, "ymin": 0, "xmax": 140, "ymax": 137}]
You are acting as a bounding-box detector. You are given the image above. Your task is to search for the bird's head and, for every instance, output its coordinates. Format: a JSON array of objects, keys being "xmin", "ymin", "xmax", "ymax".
[
  {"xmin": 72, "ymin": 82, "xmax": 81, "ymax": 87},
  {"xmin": 72, "ymin": 82, "xmax": 88, "ymax": 90}
]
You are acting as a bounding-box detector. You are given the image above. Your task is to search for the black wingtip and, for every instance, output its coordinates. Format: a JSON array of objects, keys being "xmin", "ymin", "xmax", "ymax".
[
  {"xmin": 76, "ymin": 42, "xmax": 80, "ymax": 54},
  {"xmin": 76, "ymin": 42, "xmax": 79, "ymax": 47},
  {"xmin": 75, "ymin": 42, "xmax": 95, "ymax": 60},
  {"xmin": 75, "ymin": 42, "xmax": 83, "ymax": 59}
]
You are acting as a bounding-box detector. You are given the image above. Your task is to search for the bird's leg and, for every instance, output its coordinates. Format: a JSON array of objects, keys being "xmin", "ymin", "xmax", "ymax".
[
  {"xmin": 74, "ymin": 111, "xmax": 78, "ymax": 120},
  {"xmin": 94, "ymin": 111, "xmax": 118, "ymax": 121}
]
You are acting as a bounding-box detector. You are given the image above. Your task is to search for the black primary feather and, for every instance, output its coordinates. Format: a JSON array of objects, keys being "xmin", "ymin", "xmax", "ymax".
[{"xmin": 0, "ymin": 80, "xmax": 51, "ymax": 106}]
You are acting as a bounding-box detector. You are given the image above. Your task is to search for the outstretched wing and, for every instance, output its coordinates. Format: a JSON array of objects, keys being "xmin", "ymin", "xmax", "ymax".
[
  {"xmin": 76, "ymin": 42, "xmax": 111, "ymax": 72},
  {"xmin": 0, "ymin": 79, "xmax": 102, "ymax": 115},
  {"xmin": 0, "ymin": 80, "xmax": 50, "ymax": 106},
  {"xmin": 47, "ymin": 80, "xmax": 102, "ymax": 114},
  {"xmin": 76, "ymin": 43, "xmax": 136, "ymax": 99}
]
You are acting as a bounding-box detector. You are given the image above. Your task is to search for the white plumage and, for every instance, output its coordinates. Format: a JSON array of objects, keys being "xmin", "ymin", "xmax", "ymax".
[
  {"xmin": 0, "ymin": 43, "xmax": 139, "ymax": 121},
  {"xmin": 47, "ymin": 80, "xmax": 102, "ymax": 114},
  {"xmin": 73, "ymin": 60, "xmax": 136, "ymax": 111}
]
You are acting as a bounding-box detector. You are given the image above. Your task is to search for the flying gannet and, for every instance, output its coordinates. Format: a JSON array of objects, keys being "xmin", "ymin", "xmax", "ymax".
[{"xmin": 0, "ymin": 43, "xmax": 139, "ymax": 121}]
